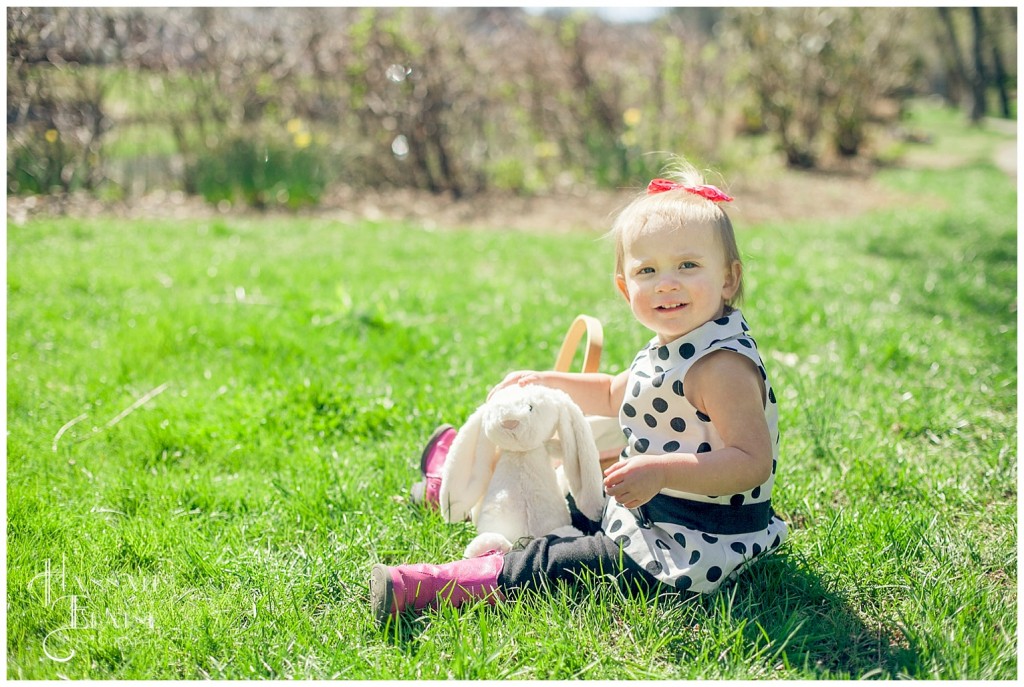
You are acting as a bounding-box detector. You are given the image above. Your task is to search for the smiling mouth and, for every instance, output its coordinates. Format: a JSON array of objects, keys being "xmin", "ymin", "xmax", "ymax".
[{"xmin": 656, "ymin": 303, "xmax": 687, "ymax": 311}]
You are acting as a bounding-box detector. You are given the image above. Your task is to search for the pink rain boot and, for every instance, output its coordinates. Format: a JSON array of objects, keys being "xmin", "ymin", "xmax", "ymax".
[
  {"xmin": 409, "ymin": 424, "xmax": 457, "ymax": 509},
  {"xmin": 370, "ymin": 552, "xmax": 505, "ymax": 625}
]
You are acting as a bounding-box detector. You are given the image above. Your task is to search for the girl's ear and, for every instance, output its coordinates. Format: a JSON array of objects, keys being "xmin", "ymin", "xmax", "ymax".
[
  {"xmin": 615, "ymin": 274, "xmax": 630, "ymax": 302},
  {"xmin": 722, "ymin": 260, "xmax": 742, "ymax": 301}
]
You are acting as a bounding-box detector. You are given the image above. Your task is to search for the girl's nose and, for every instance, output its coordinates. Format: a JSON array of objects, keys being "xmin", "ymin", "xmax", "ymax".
[{"xmin": 656, "ymin": 276, "xmax": 680, "ymax": 292}]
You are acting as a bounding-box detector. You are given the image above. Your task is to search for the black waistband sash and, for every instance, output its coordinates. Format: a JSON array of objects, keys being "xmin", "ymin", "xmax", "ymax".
[{"xmin": 636, "ymin": 494, "xmax": 774, "ymax": 535}]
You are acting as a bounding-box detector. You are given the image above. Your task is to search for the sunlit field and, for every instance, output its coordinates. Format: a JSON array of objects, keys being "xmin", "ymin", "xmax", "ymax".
[{"xmin": 6, "ymin": 112, "xmax": 1016, "ymax": 678}]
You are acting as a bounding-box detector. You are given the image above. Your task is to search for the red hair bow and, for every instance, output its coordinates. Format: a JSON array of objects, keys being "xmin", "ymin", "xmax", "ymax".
[{"xmin": 647, "ymin": 178, "xmax": 733, "ymax": 203}]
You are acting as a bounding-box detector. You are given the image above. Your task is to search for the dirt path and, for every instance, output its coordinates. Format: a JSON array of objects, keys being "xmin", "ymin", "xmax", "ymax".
[
  {"xmin": 993, "ymin": 141, "xmax": 1017, "ymax": 179},
  {"xmin": 5, "ymin": 168, "xmax": 907, "ymax": 234},
  {"xmin": 986, "ymin": 115, "xmax": 1018, "ymax": 180}
]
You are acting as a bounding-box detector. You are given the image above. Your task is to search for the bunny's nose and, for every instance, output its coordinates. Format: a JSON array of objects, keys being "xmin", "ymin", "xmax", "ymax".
[{"xmin": 501, "ymin": 419, "xmax": 520, "ymax": 431}]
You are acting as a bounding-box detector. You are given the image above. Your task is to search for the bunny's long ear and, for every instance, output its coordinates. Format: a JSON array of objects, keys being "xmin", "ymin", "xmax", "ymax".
[
  {"xmin": 439, "ymin": 407, "xmax": 497, "ymax": 523},
  {"xmin": 556, "ymin": 397, "xmax": 605, "ymax": 521}
]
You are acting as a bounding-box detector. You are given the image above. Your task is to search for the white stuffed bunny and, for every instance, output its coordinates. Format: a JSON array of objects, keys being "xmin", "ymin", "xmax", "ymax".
[{"xmin": 439, "ymin": 385, "xmax": 606, "ymax": 559}]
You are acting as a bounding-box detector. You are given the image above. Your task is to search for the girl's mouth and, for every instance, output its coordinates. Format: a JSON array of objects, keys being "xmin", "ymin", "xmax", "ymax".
[{"xmin": 656, "ymin": 303, "xmax": 686, "ymax": 312}]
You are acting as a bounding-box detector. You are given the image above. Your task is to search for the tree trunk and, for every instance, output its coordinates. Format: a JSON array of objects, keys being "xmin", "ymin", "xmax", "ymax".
[
  {"xmin": 936, "ymin": 8, "xmax": 969, "ymax": 110},
  {"xmin": 988, "ymin": 12, "xmax": 1012, "ymax": 118},
  {"xmin": 968, "ymin": 7, "xmax": 988, "ymax": 124}
]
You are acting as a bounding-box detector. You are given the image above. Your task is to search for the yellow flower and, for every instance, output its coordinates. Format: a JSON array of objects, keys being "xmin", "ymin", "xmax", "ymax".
[
  {"xmin": 286, "ymin": 118, "xmax": 303, "ymax": 134},
  {"xmin": 623, "ymin": 108, "xmax": 642, "ymax": 128},
  {"xmin": 293, "ymin": 132, "xmax": 312, "ymax": 149},
  {"xmin": 534, "ymin": 141, "xmax": 558, "ymax": 159},
  {"xmin": 45, "ymin": 129, "xmax": 59, "ymax": 143}
]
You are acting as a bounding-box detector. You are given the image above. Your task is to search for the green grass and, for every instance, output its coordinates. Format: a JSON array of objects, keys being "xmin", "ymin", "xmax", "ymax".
[
  {"xmin": 896, "ymin": 99, "xmax": 1017, "ymax": 169},
  {"xmin": 7, "ymin": 130, "xmax": 1017, "ymax": 676}
]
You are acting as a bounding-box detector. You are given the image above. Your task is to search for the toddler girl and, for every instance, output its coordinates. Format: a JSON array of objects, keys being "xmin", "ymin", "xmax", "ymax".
[{"xmin": 372, "ymin": 162, "xmax": 788, "ymax": 624}]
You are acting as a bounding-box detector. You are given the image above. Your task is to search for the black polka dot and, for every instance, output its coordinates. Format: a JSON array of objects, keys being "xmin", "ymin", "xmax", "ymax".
[
  {"xmin": 714, "ymin": 316, "xmax": 730, "ymax": 325},
  {"xmin": 741, "ymin": 320, "xmax": 749, "ymax": 332},
  {"xmin": 688, "ymin": 550, "xmax": 701, "ymax": 565},
  {"xmin": 730, "ymin": 494, "xmax": 745, "ymax": 507},
  {"xmin": 680, "ymin": 343, "xmax": 696, "ymax": 359},
  {"xmin": 768, "ymin": 387, "xmax": 777, "ymax": 404},
  {"xmin": 652, "ymin": 374, "xmax": 664, "ymax": 388},
  {"xmin": 706, "ymin": 566, "xmax": 723, "ymax": 582},
  {"xmin": 758, "ymin": 365, "xmax": 767, "ymax": 380},
  {"xmin": 646, "ymin": 561, "xmax": 663, "ymax": 575},
  {"xmin": 655, "ymin": 539, "xmax": 670, "ymax": 550},
  {"xmin": 702, "ymin": 533, "xmax": 719, "ymax": 544},
  {"xmin": 632, "ymin": 381, "xmax": 641, "ymax": 397},
  {"xmin": 731, "ymin": 542, "xmax": 747, "ymax": 555},
  {"xmin": 670, "ymin": 417, "xmax": 686, "ymax": 433},
  {"xmin": 608, "ymin": 519, "xmax": 623, "ymax": 533},
  {"xmin": 615, "ymin": 535, "xmax": 631, "ymax": 548},
  {"xmin": 751, "ymin": 486, "xmax": 761, "ymax": 499},
  {"xmin": 772, "ymin": 535, "xmax": 781, "ymax": 548},
  {"xmin": 620, "ymin": 448, "xmax": 629, "ymax": 458},
  {"xmin": 658, "ymin": 346, "xmax": 670, "ymax": 361},
  {"xmin": 695, "ymin": 411, "xmax": 711, "ymax": 422},
  {"xmin": 772, "ymin": 459, "xmax": 777, "ymax": 474},
  {"xmin": 696, "ymin": 442, "xmax": 712, "ymax": 453},
  {"xmin": 644, "ymin": 413, "xmax": 658, "ymax": 428},
  {"xmin": 738, "ymin": 339, "xmax": 752, "ymax": 348},
  {"xmin": 634, "ymin": 438, "xmax": 649, "ymax": 453},
  {"xmin": 673, "ymin": 532, "xmax": 687, "ymax": 548},
  {"xmin": 752, "ymin": 543, "xmax": 762, "ymax": 557},
  {"xmin": 652, "ymin": 397, "xmax": 668, "ymax": 413},
  {"xmin": 622, "ymin": 403, "xmax": 637, "ymax": 418},
  {"xmin": 672, "ymin": 380, "xmax": 685, "ymax": 397},
  {"xmin": 654, "ymin": 365, "xmax": 664, "ymax": 374},
  {"xmin": 634, "ymin": 370, "xmax": 650, "ymax": 379},
  {"xmin": 623, "ymin": 426, "xmax": 633, "ymax": 438},
  {"xmin": 663, "ymin": 441, "xmax": 680, "ymax": 452},
  {"xmin": 676, "ymin": 576, "xmax": 693, "ymax": 591}
]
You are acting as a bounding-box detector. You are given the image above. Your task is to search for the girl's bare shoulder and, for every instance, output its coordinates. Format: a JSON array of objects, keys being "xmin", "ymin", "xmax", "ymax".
[{"xmin": 684, "ymin": 349, "xmax": 766, "ymax": 412}]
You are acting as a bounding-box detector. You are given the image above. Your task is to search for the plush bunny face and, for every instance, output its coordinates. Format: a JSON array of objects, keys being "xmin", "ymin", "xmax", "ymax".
[{"xmin": 481, "ymin": 385, "xmax": 563, "ymax": 452}]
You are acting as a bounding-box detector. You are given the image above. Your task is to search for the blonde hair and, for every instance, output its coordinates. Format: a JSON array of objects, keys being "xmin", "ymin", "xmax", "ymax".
[{"xmin": 610, "ymin": 160, "xmax": 743, "ymax": 305}]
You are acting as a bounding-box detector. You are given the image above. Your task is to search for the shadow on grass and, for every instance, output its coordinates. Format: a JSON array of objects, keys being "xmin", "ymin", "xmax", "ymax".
[
  {"xmin": 699, "ymin": 548, "xmax": 920, "ymax": 678},
  {"xmin": 368, "ymin": 546, "xmax": 919, "ymax": 678}
]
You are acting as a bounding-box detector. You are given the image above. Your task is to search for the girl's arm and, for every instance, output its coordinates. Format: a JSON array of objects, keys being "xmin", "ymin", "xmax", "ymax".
[
  {"xmin": 489, "ymin": 370, "xmax": 629, "ymax": 419},
  {"xmin": 603, "ymin": 351, "xmax": 773, "ymax": 508}
]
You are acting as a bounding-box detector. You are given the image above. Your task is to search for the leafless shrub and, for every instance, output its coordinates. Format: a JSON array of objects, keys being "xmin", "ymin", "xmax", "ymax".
[
  {"xmin": 726, "ymin": 8, "xmax": 922, "ymax": 167},
  {"xmin": 7, "ymin": 7, "xmax": 1013, "ymax": 200}
]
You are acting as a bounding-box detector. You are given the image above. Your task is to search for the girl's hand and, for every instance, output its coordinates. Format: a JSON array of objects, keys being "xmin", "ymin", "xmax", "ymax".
[
  {"xmin": 487, "ymin": 370, "xmax": 545, "ymax": 400},
  {"xmin": 603, "ymin": 456, "xmax": 666, "ymax": 509},
  {"xmin": 487, "ymin": 370, "xmax": 625, "ymax": 417}
]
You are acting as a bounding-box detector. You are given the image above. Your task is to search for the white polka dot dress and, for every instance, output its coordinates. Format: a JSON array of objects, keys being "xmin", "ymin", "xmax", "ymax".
[{"xmin": 601, "ymin": 309, "xmax": 788, "ymax": 593}]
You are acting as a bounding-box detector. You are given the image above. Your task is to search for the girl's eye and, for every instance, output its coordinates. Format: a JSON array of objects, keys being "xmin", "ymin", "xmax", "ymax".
[
  {"xmin": 680, "ymin": 261, "xmax": 699, "ymax": 270},
  {"xmin": 637, "ymin": 267, "xmax": 655, "ymax": 275}
]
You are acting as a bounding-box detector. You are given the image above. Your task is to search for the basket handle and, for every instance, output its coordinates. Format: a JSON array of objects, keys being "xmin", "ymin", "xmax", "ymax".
[{"xmin": 553, "ymin": 315, "xmax": 603, "ymax": 374}]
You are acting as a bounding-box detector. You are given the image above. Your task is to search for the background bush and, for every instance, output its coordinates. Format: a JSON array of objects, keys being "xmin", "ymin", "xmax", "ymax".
[
  {"xmin": 190, "ymin": 134, "xmax": 327, "ymax": 210},
  {"xmin": 6, "ymin": 7, "xmax": 1018, "ymax": 205}
]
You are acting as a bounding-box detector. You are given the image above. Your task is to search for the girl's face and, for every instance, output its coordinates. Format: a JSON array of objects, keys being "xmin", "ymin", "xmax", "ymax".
[{"xmin": 616, "ymin": 221, "xmax": 741, "ymax": 344}]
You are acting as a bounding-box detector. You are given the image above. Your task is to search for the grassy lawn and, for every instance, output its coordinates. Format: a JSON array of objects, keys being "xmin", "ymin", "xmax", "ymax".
[{"xmin": 6, "ymin": 116, "xmax": 1017, "ymax": 678}]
